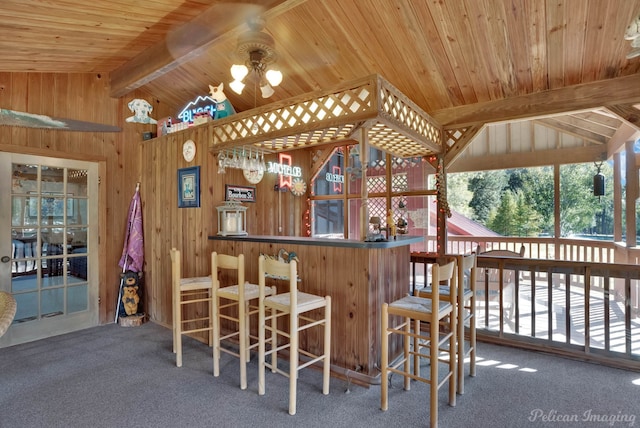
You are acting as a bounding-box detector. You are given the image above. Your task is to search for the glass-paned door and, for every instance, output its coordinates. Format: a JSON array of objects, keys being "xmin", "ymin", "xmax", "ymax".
[{"xmin": 0, "ymin": 153, "xmax": 98, "ymax": 347}]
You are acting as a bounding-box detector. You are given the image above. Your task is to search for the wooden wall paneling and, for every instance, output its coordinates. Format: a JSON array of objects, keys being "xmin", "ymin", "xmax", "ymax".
[
  {"xmin": 26, "ymin": 74, "xmax": 44, "ymax": 149},
  {"xmin": 1, "ymin": 72, "xmax": 142, "ymax": 324},
  {"xmin": 0, "ymin": 72, "xmax": 10, "ymax": 144},
  {"xmin": 9, "ymin": 73, "xmax": 28, "ymax": 147},
  {"xmin": 67, "ymin": 74, "xmax": 86, "ymax": 154},
  {"xmin": 39, "ymin": 74, "xmax": 56, "ymax": 151},
  {"xmin": 144, "ymin": 134, "xmax": 163, "ymax": 325},
  {"xmin": 52, "ymin": 74, "xmax": 70, "ymax": 151}
]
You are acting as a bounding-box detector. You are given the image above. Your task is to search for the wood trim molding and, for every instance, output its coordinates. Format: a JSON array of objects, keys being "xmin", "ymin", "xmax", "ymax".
[
  {"xmin": 448, "ymin": 145, "xmax": 607, "ymax": 173},
  {"xmin": 431, "ymin": 74, "xmax": 640, "ymax": 127}
]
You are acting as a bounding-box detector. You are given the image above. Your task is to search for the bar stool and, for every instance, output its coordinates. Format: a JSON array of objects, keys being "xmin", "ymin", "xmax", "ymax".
[
  {"xmin": 257, "ymin": 255, "xmax": 331, "ymax": 416},
  {"xmin": 381, "ymin": 260, "xmax": 457, "ymax": 428},
  {"xmin": 211, "ymin": 252, "xmax": 275, "ymax": 390},
  {"xmin": 456, "ymin": 253, "xmax": 477, "ymax": 394},
  {"xmin": 417, "ymin": 254, "xmax": 477, "ymax": 394},
  {"xmin": 170, "ymin": 248, "xmax": 214, "ymax": 368}
]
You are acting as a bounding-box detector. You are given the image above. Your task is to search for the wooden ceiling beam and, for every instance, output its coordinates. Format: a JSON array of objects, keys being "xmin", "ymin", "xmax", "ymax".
[
  {"xmin": 607, "ymin": 122, "xmax": 640, "ymax": 156},
  {"xmin": 109, "ymin": 0, "xmax": 305, "ymax": 98},
  {"xmin": 604, "ymin": 103, "xmax": 640, "ymax": 130},
  {"xmin": 431, "ymin": 74, "xmax": 640, "ymax": 127},
  {"xmin": 448, "ymin": 145, "xmax": 607, "ymax": 173},
  {"xmin": 534, "ymin": 118, "xmax": 608, "ymax": 145}
]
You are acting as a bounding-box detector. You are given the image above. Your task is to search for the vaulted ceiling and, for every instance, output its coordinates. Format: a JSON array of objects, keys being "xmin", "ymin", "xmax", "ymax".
[{"xmin": 2, "ymin": 0, "xmax": 640, "ymax": 169}]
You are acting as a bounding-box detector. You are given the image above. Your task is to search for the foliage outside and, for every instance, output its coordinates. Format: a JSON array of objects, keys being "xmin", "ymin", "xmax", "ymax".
[{"xmin": 447, "ymin": 163, "xmax": 616, "ymax": 238}]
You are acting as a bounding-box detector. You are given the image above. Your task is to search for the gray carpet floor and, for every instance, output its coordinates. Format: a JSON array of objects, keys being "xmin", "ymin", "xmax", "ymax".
[{"xmin": 1, "ymin": 321, "xmax": 638, "ymax": 428}]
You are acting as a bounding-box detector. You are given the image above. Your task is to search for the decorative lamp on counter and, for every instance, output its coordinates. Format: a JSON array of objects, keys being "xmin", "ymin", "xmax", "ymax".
[{"xmin": 216, "ymin": 201, "xmax": 248, "ymax": 236}]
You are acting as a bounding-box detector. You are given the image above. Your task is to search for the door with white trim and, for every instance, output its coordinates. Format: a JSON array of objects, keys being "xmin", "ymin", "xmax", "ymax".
[{"xmin": 0, "ymin": 153, "xmax": 99, "ymax": 347}]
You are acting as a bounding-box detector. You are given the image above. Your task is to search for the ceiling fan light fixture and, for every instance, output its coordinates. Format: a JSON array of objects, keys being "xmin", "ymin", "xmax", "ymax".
[
  {"xmin": 229, "ymin": 79, "xmax": 245, "ymax": 95},
  {"xmin": 230, "ymin": 64, "xmax": 249, "ymax": 81},
  {"xmin": 260, "ymin": 82, "xmax": 275, "ymax": 98},
  {"xmin": 265, "ymin": 69, "xmax": 283, "ymax": 87}
]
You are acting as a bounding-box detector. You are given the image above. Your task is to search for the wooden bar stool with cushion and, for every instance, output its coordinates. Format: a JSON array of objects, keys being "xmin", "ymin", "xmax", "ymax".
[
  {"xmin": 381, "ymin": 260, "xmax": 457, "ymax": 428},
  {"xmin": 211, "ymin": 252, "xmax": 275, "ymax": 390},
  {"xmin": 170, "ymin": 248, "xmax": 214, "ymax": 369},
  {"xmin": 257, "ymin": 255, "xmax": 331, "ymax": 416},
  {"xmin": 417, "ymin": 254, "xmax": 477, "ymax": 394}
]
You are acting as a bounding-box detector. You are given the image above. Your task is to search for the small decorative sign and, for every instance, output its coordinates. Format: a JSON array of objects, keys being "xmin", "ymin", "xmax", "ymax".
[
  {"xmin": 225, "ymin": 184, "xmax": 256, "ymax": 203},
  {"xmin": 126, "ymin": 99, "xmax": 157, "ymax": 124}
]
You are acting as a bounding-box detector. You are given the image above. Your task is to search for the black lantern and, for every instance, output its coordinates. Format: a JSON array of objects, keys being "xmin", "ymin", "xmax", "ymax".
[{"xmin": 593, "ymin": 162, "xmax": 605, "ymax": 197}]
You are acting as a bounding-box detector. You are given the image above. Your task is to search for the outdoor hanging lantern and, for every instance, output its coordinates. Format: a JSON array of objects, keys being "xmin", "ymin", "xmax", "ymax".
[{"xmin": 593, "ymin": 162, "xmax": 605, "ymax": 198}]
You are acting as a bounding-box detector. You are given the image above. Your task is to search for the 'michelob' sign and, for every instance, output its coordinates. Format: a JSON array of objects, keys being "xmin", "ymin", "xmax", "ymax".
[{"xmin": 267, "ymin": 153, "xmax": 302, "ymax": 189}]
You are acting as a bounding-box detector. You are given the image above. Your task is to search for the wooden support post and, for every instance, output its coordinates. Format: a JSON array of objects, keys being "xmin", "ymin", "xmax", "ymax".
[
  {"xmin": 359, "ymin": 128, "xmax": 370, "ymax": 240},
  {"xmin": 625, "ymin": 140, "xmax": 638, "ymax": 247}
]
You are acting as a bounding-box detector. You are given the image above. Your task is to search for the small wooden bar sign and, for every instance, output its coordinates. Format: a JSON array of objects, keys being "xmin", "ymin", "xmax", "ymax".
[{"xmin": 225, "ymin": 184, "xmax": 256, "ymax": 202}]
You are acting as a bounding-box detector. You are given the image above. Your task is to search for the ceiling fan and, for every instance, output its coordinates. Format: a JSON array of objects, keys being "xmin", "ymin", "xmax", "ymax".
[{"xmin": 229, "ymin": 15, "xmax": 283, "ymax": 98}]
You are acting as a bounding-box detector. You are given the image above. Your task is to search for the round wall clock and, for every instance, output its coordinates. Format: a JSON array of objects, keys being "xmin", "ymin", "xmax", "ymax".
[
  {"xmin": 182, "ymin": 140, "xmax": 196, "ymax": 162},
  {"xmin": 243, "ymin": 168, "xmax": 264, "ymax": 184},
  {"xmin": 291, "ymin": 178, "xmax": 307, "ymax": 196}
]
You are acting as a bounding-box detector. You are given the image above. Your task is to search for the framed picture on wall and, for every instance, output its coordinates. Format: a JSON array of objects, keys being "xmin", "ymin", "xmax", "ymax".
[{"xmin": 177, "ymin": 166, "xmax": 200, "ymax": 208}]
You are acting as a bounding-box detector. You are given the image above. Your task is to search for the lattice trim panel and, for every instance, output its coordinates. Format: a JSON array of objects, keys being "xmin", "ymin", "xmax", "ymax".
[
  {"xmin": 444, "ymin": 127, "xmax": 468, "ymax": 150},
  {"xmin": 210, "ymin": 84, "xmax": 376, "ymax": 152},
  {"xmin": 375, "ymin": 83, "xmax": 442, "ymax": 157},
  {"xmin": 207, "ymin": 74, "xmax": 445, "ymax": 159}
]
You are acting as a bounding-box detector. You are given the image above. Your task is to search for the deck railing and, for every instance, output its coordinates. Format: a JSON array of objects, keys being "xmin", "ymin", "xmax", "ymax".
[{"xmin": 412, "ymin": 236, "xmax": 640, "ymax": 369}]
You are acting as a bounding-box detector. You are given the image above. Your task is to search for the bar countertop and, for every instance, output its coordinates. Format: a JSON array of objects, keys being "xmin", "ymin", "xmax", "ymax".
[{"xmin": 208, "ymin": 234, "xmax": 423, "ymax": 249}]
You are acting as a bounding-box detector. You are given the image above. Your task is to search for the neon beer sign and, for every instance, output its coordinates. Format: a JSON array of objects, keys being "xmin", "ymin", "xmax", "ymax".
[
  {"xmin": 326, "ymin": 166, "xmax": 344, "ymax": 192},
  {"xmin": 267, "ymin": 153, "xmax": 302, "ymax": 189},
  {"xmin": 177, "ymin": 95, "xmax": 217, "ymax": 123}
]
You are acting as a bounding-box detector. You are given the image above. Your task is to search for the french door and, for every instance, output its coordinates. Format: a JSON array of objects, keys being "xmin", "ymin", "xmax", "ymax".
[{"xmin": 0, "ymin": 152, "xmax": 99, "ymax": 347}]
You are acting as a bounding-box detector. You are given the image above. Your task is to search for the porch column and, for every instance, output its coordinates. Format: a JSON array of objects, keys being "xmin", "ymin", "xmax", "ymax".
[{"xmin": 625, "ymin": 140, "xmax": 638, "ymax": 247}]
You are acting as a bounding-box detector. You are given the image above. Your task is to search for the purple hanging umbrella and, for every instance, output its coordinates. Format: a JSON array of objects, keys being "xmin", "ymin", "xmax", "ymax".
[{"xmin": 115, "ymin": 183, "xmax": 144, "ymax": 322}]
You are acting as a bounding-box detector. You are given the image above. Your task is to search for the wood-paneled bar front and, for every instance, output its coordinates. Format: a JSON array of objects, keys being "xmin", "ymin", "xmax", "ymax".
[{"xmin": 209, "ymin": 234, "xmax": 422, "ymax": 384}]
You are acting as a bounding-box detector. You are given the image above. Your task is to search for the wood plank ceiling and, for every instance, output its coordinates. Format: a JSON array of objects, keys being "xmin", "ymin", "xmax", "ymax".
[{"xmin": 1, "ymin": 0, "xmax": 640, "ymax": 170}]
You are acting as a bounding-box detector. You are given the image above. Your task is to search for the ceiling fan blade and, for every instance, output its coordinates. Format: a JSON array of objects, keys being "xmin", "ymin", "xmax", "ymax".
[{"xmin": 0, "ymin": 109, "xmax": 121, "ymax": 132}]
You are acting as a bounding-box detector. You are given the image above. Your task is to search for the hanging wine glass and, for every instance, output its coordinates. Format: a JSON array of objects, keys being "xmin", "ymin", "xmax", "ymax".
[
  {"xmin": 217, "ymin": 152, "xmax": 226, "ymax": 174},
  {"xmin": 241, "ymin": 147, "xmax": 249, "ymax": 170},
  {"xmin": 232, "ymin": 149, "xmax": 240, "ymax": 169},
  {"xmin": 260, "ymin": 151, "xmax": 266, "ymax": 172}
]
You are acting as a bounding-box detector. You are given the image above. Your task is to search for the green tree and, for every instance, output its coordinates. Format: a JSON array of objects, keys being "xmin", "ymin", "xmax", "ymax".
[
  {"xmin": 488, "ymin": 190, "xmax": 517, "ymax": 235},
  {"xmin": 513, "ymin": 190, "xmax": 542, "ymax": 236},
  {"xmin": 559, "ymin": 163, "xmax": 603, "ymax": 236},
  {"xmin": 467, "ymin": 171, "xmax": 507, "ymax": 223},
  {"xmin": 446, "ymin": 172, "xmax": 474, "ymax": 218},
  {"xmin": 518, "ymin": 167, "xmax": 554, "ymax": 235}
]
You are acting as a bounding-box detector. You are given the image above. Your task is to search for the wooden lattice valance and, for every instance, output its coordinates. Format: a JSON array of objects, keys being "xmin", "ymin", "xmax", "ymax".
[{"xmin": 206, "ymin": 74, "xmax": 443, "ymax": 158}]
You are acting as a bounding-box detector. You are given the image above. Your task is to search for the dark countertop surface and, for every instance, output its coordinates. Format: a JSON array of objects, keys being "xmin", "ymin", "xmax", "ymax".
[{"xmin": 208, "ymin": 234, "xmax": 423, "ymax": 249}]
